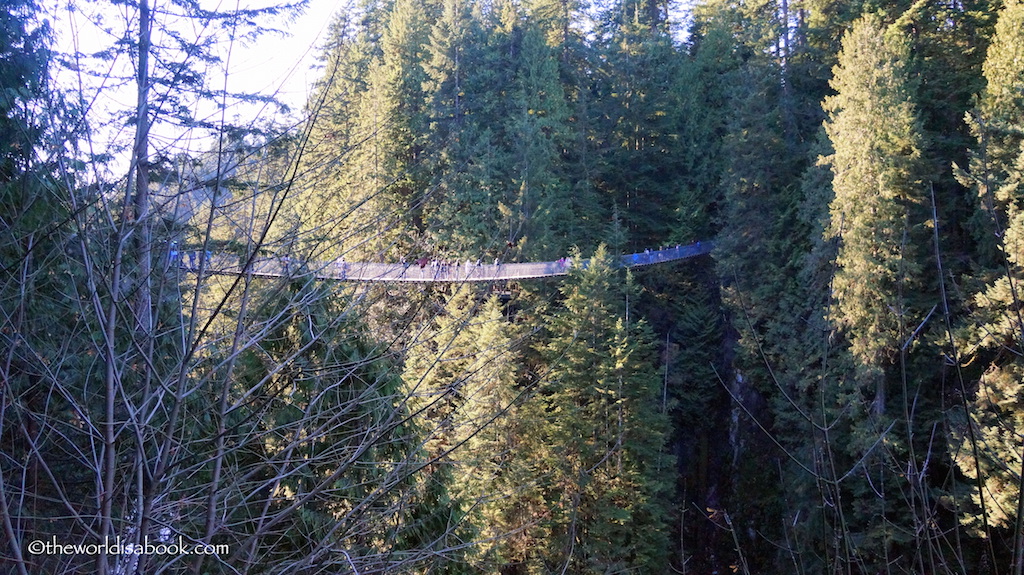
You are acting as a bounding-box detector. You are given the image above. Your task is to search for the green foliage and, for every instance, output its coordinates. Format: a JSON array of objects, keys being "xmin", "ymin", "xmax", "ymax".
[
  {"xmin": 0, "ymin": 3, "xmax": 100, "ymax": 567},
  {"xmin": 422, "ymin": 6, "xmax": 574, "ymax": 261},
  {"xmin": 10, "ymin": 0, "xmax": 1024, "ymax": 571},
  {"xmin": 517, "ymin": 246, "xmax": 673, "ymax": 574},
  {"xmin": 953, "ymin": 0, "xmax": 1024, "ymax": 548},
  {"xmin": 590, "ymin": 0, "xmax": 684, "ymax": 248},
  {"xmin": 957, "ymin": 0, "xmax": 1024, "ymax": 253},
  {"xmin": 298, "ymin": 0, "xmax": 433, "ymax": 261},
  {"xmin": 823, "ymin": 14, "xmax": 928, "ymax": 410},
  {"xmin": 977, "ymin": 0, "xmax": 1024, "ymax": 163},
  {"xmin": 402, "ymin": 287, "xmax": 530, "ymax": 570},
  {"xmin": 949, "ymin": 359, "xmax": 1024, "ymax": 532}
]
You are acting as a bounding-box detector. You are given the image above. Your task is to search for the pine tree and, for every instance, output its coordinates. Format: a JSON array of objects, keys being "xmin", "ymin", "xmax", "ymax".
[
  {"xmin": 306, "ymin": 0, "xmax": 433, "ymax": 262},
  {"xmin": 450, "ymin": 295, "xmax": 525, "ymax": 568},
  {"xmin": 403, "ymin": 287, "xmax": 528, "ymax": 570},
  {"xmin": 420, "ymin": 0, "xmax": 496, "ymax": 259},
  {"xmin": 420, "ymin": 0, "xmax": 521, "ymax": 260},
  {"xmin": 592, "ymin": 0, "xmax": 691, "ymax": 250},
  {"xmin": 687, "ymin": 10, "xmax": 822, "ymax": 567},
  {"xmin": 294, "ymin": 6, "xmax": 385, "ymax": 261},
  {"xmin": 501, "ymin": 18, "xmax": 574, "ymax": 260},
  {"xmin": 957, "ymin": 0, "xmax": 1024, "ymax": 256},
  {"xmin": 0, "ymin": 4, "xmax": 94, "ymax": 572}
]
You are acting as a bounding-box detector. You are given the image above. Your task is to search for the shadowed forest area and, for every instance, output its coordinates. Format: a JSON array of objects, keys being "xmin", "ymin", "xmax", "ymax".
[{"xmin": 3, "ymin": 0, "xmax": 1024, "ymax": 572}]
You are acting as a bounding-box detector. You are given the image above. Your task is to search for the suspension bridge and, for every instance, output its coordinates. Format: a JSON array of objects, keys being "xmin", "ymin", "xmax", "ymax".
[{"xmin": 175, "ymin": 242, "xmax": 713, "ymax": 283}]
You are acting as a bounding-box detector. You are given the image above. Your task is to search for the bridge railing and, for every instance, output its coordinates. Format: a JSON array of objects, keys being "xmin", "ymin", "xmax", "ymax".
[{"xmin": 170, "ymin": 242, "xmax": 712, "ymax": 283}]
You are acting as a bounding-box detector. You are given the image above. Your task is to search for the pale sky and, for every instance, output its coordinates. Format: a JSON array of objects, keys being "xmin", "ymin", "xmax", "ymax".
[
  {"xmin": 44, "ymin": 0, "xmax": 693, "ymax": 178},
  {"xmin": 225, "ymin": 0, "xmax": 342, "ymax": 114},
  {"xmin": 44, "ymin": 0, "xmax": 345, "ymax": 179}
]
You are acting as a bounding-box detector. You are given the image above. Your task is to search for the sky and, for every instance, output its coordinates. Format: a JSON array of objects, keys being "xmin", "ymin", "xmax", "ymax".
[
  {"xmin": 43, "ymin": 0, "xmax": 345, "ymax": 179},
  {"xmin": 220, "ymin": 0, "xmax": 342, "ymax": 113},
  {"xmin": 41, "ymin": 0, "xmax": 696, "ymax": 179}
]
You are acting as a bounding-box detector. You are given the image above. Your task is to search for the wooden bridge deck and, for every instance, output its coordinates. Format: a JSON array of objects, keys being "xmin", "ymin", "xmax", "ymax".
[{"xmin": 179, "ymin": 242, "xmax": 712, "ymax": 283}]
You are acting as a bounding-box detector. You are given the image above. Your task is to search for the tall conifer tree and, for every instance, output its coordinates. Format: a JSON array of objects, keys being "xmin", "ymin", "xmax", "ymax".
[
  {"xmin": 319, "ymin": 0, "xmax": 432, "ymax": 261},
  {"xmin": 824, "ymin": 14, "xmax": 928, "ymax": 416},
  {"xmin": 520, "ymin": 246, "xmax": 673, "ymax": 574},
  {"xmin": 0, "ymin": 4, "xmax": 90, "ymax": 571},
  {"xmin": 820, "ymin": 15, "xmax": 935, "ymax": 572},
  {"xmin": 403, "ymin": 288, "xmax": 528, "ymax": 570},
  {"xmin": 953, "ymin": 0, "xmax": 1024, "ymax": 561}
]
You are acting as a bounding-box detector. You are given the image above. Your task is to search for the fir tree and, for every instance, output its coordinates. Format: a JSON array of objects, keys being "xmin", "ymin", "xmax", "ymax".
[
  {"xmin": 403, "ymin": 287, "xmax": 527, "ymax": 570},
  {"xmin": 521, "ymin": 246, "xmax": 673, "ymax": 574},
  {"xmin": 823, "ymin": 14, "xmax": 928, "ymax": 416},
  {"xmin": 689, "ymin": 11, "xmax": 818, "ymax": 568},
  {"xmin": 953, "ymin": 0, "xmax": 1024, "ymax": 563},
  {"xmin": 593, "ymin": 0, "xmax": 691, "ymax": 250},
  {"xmin": 0, "ymin": 4, "xmax": 93, "ymax": 572},
  {"xmin": 820, "ymin": 15, "xmax": 938, "ymax": 573},
  {"xmin": 309, "ymin": 0, "xmax": 433, "ymax": 261}
]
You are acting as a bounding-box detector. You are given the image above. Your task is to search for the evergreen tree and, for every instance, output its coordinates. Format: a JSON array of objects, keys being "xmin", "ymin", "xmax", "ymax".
[
  {"xmin": 592, "ymin": 0, "xmax": 691, "ymax": 250},
  {"xmin": 402, "ymin": 287, "xmax": 528, "ymax": 570},
  {"xmin": 819, "ymin": 15, "xmax": 941, "ymax": 573},
  {"xmin": 952, "ymin": 0, "xmax": 1024, "ymax": 562},
  {"xmin": 0, "ymin": 3, "xmax": 93, "ymax": 572},
  {"xmin": 958, "ymin": 0, "xmax": 1024, "ymax": 255},
  {"xmin": 420, "ymin": 0, "xmax": 499, "ymax": 258},
  {"xmin": 308, "ymin": 0, "xmax": 433, "ymax": 261},
  {"xmin": 501, "ymin": 18, "xmax": 574, "ymax": 260},
  {"xmin": 685, "ymin": 7, "xmax": 821, "ymax": 568},
  {"xmin": 185, "ymin": 281, "xmax": 432, "ymax": 574},
  {"xmin": 823, "ymin": 14, "xmax": 928, "ymax": 416},
  {"xmin": 295, "ymin": 5, "xmax": 385, "ymax": 260},
  {"xmin": 521, "ymin": 246, "xmax": 673, "ymax": 574}
]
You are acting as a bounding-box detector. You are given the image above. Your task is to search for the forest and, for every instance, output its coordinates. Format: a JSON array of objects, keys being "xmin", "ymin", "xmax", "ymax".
[{"xmin": 2, "ymin": 0, "xmax": 1024, "ymax": 572}]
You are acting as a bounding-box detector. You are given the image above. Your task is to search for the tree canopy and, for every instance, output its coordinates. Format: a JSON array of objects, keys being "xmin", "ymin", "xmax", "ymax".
[{"xmin": 3, "ymin": 0, "xmax": 1024, "ymax": 572}]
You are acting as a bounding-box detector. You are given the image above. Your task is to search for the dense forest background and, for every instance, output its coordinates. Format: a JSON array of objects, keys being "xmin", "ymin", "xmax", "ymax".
[{"xmin": 3, "ymin": 0, "xmax": 1024, "ymax": 572}]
